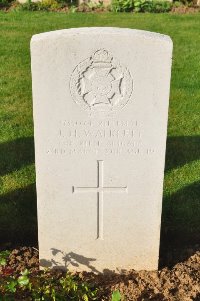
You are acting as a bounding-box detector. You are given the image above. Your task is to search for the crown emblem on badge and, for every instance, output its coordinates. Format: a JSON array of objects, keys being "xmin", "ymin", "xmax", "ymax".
[
  {"xmin": 92, "ymin": 49, "xmax": 112, "ymax": 68},
  {"xmin": 70, "ymin": 49, "xmax": 133, "ymax": 114}
]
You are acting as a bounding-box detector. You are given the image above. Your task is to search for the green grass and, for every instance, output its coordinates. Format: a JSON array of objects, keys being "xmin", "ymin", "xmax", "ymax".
[{"xmin": 0, "ymin": 11, "xmax": 200, "ymax": 261}]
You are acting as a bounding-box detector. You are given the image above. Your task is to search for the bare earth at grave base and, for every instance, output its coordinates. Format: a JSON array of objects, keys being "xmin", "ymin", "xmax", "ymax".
[{"xmin": 1, "ymin": 247, "xmax": 200, "ymax": 300}]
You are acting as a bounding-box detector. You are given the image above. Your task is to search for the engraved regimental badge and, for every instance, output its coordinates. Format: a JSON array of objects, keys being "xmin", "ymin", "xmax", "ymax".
[{"xmin": 70, "ymin": 49, "xmax": 133, "ymax": 114}]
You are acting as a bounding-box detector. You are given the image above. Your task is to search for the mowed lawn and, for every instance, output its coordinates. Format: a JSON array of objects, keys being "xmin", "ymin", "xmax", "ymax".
[{"xmin": 0, "ymin": 11, "xmax": 200, "ymax": 262}]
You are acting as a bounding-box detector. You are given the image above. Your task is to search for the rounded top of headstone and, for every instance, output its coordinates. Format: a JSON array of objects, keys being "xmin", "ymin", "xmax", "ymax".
[{"xmin": 31, "ymin": 27, "xmax": 173, "ymax": 47}]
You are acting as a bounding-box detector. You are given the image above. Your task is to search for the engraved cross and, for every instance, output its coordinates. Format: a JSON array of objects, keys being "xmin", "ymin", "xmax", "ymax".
[{"xmin": 72, "ymin": 160, "xmax": 128, "ymax": 240}]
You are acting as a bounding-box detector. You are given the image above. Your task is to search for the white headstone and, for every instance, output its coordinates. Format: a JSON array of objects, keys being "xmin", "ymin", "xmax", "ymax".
[{"xmin": 31, "ymin": 27, "xmax": 173, "ymax": 272}]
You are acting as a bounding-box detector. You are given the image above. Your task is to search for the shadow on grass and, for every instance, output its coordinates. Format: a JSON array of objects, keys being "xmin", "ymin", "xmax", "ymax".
[
  {"xmin": 0, "ymin": 137, "xmax": 34, "ymax": 176},
  {"xmin": 0, "ymin": 184, "xmax": 38, "ymax": 247},
  {"xmin": 159, "ymin": 135, "xmax": 200, "ymax": 266},
  {"xmin": 165, "ymin": 135, "xmax": 200, "ymax": 171},
  {"xmin": 159, "ymin": 180, "xmax": 200, "ymax": 268}
]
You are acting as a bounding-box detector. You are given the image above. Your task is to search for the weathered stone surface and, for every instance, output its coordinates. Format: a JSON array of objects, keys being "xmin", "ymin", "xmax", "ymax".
[{"xmin": 31, "ymin": 27, "xmax": 173, "ymax": 272}]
